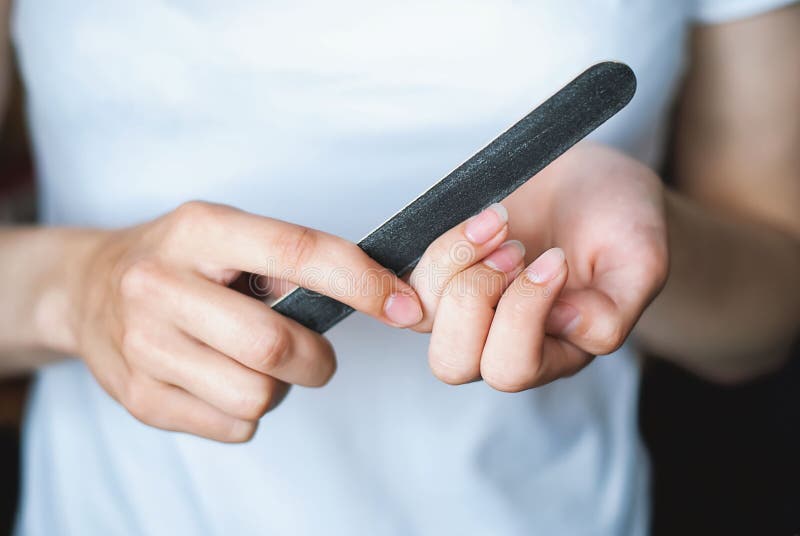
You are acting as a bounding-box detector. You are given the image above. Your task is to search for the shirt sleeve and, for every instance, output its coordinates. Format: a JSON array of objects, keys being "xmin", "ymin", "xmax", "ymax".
[{"xmin": 692, "ymin": 0, "xmax": 798, "ymax": 24}]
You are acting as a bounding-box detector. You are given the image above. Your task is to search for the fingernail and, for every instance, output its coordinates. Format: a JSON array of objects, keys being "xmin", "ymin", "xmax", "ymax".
[
  {"xmin": 525, "ymin": 247, "xmax": 565, "ymax": 284},
  {"xmin": 547, "ymin": 302, "xmax": 581, "ymax": 335},
  {"xmin": 464, "ymin": 203, "xmax": 508, "ymax": 244},
  {"xmin": 483, "ymin": 240, "xmax": 526, "ymax": 273},
  {"xmin": 384, "ymin": 292, "xmax": 423, "ymax": 327}
]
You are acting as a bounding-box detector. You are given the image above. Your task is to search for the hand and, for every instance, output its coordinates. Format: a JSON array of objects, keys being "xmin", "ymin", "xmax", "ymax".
[
  {"xmin": 408, "ymin": 142, "xmax": 668, "ymax": 391},
  {"xmin": 68, "ymin": 201, "xmax": 423, "ymax": 442}
]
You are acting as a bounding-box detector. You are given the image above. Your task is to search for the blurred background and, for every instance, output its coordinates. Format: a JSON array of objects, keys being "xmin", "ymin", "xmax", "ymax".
[
  {"xmin": 0, "ymin": 40, "xmax": 798, "ymax": 536},
  {"xmin": 0, "ymin": 53, "xmax": 33, "ymax": 536}
]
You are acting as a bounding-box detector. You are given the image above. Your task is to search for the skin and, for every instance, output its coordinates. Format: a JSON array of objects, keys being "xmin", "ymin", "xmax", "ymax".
[
  {"xmin": 408, "ymin": 142, "xmax": 669, "ymax": 391},
  {"xmin": 2, "ymin": 203, "xmax": 426, "ymax": 441},
  {"xmin": 637, "ymin": 5, "xmax": 800, "ymax": 382},
  {"xmin": 1, "ymin": 4, "xmax": 798, "ymax": 441}
]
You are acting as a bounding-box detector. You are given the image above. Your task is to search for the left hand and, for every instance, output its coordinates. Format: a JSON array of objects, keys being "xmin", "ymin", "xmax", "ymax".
[{"xmin": 407, "ymin": 142, "xmax": 668, "ymax": 392}]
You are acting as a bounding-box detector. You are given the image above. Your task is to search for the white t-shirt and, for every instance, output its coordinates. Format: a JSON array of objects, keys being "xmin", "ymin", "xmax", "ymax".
[{"xmin": 11, "ymin": 1, "xmax": 792, "ymax": 534}]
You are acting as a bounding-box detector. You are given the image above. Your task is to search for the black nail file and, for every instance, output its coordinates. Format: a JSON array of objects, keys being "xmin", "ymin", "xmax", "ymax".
[{"xmin": 271, "ymin": 61, "xmax": 636, "ymax": 333}]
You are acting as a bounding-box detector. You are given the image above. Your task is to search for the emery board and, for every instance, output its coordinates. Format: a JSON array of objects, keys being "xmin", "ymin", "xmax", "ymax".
[{"xmin": 271, "ymin": 61, "xmax": 637, "ymax": 333}]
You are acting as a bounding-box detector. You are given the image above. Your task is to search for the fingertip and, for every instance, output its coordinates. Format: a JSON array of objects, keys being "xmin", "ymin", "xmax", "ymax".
[
  {"xmin": 524, "ymin": 247, "xmax": 566, "ymax": 284},
  {"xmin": 383, "ymin": 292, "xmax": 424, "ymax": 327}
]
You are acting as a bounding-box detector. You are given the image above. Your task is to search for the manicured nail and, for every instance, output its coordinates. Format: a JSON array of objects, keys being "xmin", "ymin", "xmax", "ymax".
[
  {"xmin": 384, "ymin": 292, "xmax": 423, "ymax": 327},
  {"xmin": 547, "ymin": 302, "xmax": 581, "ymax": 335},
  {"xmin": 525, "ymin": 247, "xmax": 565, "ymax": 284},
  {"xmin": 483, "ymin": 240, "xmax": 526, "ymax": 273},
  {"xmin": 464, "ymin": 203, "xmax": 508, "ymax": 244}
]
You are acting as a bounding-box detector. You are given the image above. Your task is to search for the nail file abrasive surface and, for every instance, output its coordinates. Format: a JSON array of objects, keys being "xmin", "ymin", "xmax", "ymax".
[{"xmin": 272, "ymin": 61, "xmax": 636, "ymax": 333}]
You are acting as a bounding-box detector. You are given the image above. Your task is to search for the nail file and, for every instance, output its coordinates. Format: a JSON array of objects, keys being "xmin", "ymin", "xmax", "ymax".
[{"xmin": 271, "ymin": 61, "xmax": 636, "ymax": 333}]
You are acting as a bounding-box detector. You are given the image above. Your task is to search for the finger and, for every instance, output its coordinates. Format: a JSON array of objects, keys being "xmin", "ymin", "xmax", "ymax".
[
  {"xmin": 120, "ymin": 264, "xmax": 337, "ymax": 384},
  {"xmin": 536, "ymin": 337, "xmax": 595, "ymax": 386},
  {"xmin": 428, "ymin": 240, "xmax": 526, "ymax": 384},
  {"xmin": 482, "ymin": 247, "xmax": 589, "ymax": 391},
  {"xmin": 187, "ymin": 279, "xmax": 336, "ymax": 384},
  {"xmin": 123, "ymin": 374, "xmax": 259, "ymax": 443},
  {"xmin": 122, "ymin": 324, "xmax": 290, "ymax": 421},
  {"xmin": 545, "ymin": 236, "xmax": 668, "ymax": 356},
  {"xmin": 545, "ymin": 288, "xmax": 623, "ymax": 356},
  {"xmin": 161, "ymin": 201, "xmax": 422, "ymax": 327},
  {"xmin": 175, "ymin": 275, "xmax": 336, "ymax": 384},
  {"xmin": 408, "ymin": 203, "xmax": 509, "ymax": 331}
]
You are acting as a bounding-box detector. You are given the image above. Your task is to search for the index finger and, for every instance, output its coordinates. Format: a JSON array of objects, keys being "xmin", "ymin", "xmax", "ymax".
[{"xmin": 163, "ymin": 201, "xmax": 423, "ymax": 327}]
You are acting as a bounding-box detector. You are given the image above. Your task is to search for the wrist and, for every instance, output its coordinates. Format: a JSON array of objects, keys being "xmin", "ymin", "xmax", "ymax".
[{"xmin": 31, "ymin": 228, "xmax": 110, "ymax": 355}]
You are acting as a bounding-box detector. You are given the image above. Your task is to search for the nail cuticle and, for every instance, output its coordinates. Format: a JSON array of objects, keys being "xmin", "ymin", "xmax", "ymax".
[
  {"xmin": 483, "ymin": 240, "xmax": 526, "ymax": 274},
  {"xmin": 525, "ymin": 247, "xmax": 566, "ymax": 284},
  {"xmin": 464, "ymin": 203, "xmax": 508, "ymax": 244}
]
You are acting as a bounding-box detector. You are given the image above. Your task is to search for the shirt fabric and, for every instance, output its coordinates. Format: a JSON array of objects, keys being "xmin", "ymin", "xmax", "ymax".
[{"xmin": 11, "ymin": 0, "xmax": 794, "ymax": 534}]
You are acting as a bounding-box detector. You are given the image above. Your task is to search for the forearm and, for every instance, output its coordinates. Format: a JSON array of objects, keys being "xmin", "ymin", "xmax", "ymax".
[
  {"xmin": 635, "ymin": 189, "xmax": 800, "ymax": 382},
  {"xmin": 0, "ymin": 226, "xmax": 104, "ymax": 375}
]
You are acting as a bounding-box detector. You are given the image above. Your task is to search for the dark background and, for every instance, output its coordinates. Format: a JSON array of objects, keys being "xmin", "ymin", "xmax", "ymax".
[
  {"xmin": 1, "ymin": 60, "xmax": 798, "ymax": 536},
  {"xmin": 641, "ymin": 351, "xmax": 800, "ymax": 535}
]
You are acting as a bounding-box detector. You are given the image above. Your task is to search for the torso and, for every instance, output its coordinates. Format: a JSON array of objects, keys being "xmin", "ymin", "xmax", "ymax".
[{"xmin": 13, "ymin": 1, "xmax": 693, "ymax": 533}]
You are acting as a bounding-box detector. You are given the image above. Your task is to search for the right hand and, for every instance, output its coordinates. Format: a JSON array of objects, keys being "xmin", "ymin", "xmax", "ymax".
[{"xmin": 67, "ymin": 201, "xmax": 424, "ymax": 442}]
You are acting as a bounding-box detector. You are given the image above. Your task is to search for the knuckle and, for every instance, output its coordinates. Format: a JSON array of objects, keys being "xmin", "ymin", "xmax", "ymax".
[
  {"xmin": 483, "ymin": 373, "xmax": 533, "ymax": 393},
  {"xmin": 224, "ymin": 421, "xmax": 258, "ymax": 443},
  {"xmin": 590, "ymin": 319, "xmax": 627, "ymax": 355},
  {"xmin": 440, "ymin": 267, "xmax": 500, "ymax": 311},
  {"xmin": 119, "ymin": 326, "xmax": 149, "ymax": 359},
  {"xmin": 428, "ymin": 346, "xmax": 474, "ymax": 385},
  {"xmin": 248, "ymin": 324, "xmax": 291, "ymax": 372},
  {"xmin": 481, "ymin": 354, "xmax": 541, "ymax": 393},
  {"xmin": 119, "ymin": 260, "xmax": 164, "ymax": 299},
  {"xmin": 430, "ymin": 360, "xmax": 473, "ymax": 386},
  {"xmin": 123, "ymin": 378, "xmax": 155, "ymax": 424},
  {"xmin": 276, "ymin": 226, "xmax": 317, "ymax": 270},
  {"xmin": 166, "ymin": 201, "xmax": 222, "ymax": 242},
  {"xmin": 173, "ymin": 200, "xmax": 216, "ymax": 224},
  {"xmin": 235, "ymin": 384, "xmax": 273, "ymax": 421}
]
